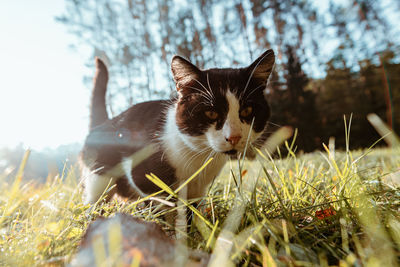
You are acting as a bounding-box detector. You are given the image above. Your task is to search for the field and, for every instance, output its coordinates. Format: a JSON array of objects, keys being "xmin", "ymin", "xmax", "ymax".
[{"xmin": 0, "ymin": 130, "xmax": 399, "ymax": 266}]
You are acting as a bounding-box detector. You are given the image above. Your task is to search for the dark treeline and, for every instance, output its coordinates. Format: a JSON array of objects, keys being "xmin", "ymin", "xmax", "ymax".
[
  {"xmin": 268, "ymin": 47, "xmax": 399, "ymax": 152},
  {"xmin": 57, "ymin": 0, "xmax": 400, "ymax": 151}
]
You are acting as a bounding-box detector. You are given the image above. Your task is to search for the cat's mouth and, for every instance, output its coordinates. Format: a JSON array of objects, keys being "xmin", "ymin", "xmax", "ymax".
[{"xmin": 223, "ymin": 149, "xmax": 238, "ymax": 155}]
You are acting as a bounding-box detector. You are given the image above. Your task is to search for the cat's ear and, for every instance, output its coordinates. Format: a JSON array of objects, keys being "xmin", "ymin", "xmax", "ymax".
[
  {"xmin": 171, "ymin": 56, "xmax": 201, "ymax": 90},
  {"xmin": 246, "ymin": 49, "xmax": 275, "ymax": 84}
]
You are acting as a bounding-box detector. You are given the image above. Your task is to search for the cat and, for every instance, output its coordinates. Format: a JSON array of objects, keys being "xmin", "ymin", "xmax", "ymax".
[{"xmin": 80, "ymin": 49, "xmax": 275, "ymax": 204}]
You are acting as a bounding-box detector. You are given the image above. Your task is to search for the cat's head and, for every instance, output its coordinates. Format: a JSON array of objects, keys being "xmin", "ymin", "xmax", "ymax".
[{"xmin": 171, "ymin": 50, "xmax": 274, "ymax": 156}]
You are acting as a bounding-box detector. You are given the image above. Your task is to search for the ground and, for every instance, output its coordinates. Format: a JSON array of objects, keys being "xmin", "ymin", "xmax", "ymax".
[{"xmin": 0, "ymin": 145, "xmax": 399, "ymax": 266}]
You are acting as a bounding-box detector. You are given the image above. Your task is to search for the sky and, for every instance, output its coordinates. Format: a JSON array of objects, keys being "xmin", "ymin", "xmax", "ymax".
[{"xmin": 0, "ymin": 0, "xmax": 91, "ymax": 150}]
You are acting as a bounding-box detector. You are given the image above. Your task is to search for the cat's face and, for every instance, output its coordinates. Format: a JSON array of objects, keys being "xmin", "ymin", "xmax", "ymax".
[{"xmin": 171, "ymin": 50, "xmax": 274, "ymax": 156}]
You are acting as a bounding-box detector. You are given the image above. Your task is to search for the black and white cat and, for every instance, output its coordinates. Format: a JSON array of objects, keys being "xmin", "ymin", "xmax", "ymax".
[{"xmin": 80, "ymin": 50, "xmax": 275, "ymax": 204}]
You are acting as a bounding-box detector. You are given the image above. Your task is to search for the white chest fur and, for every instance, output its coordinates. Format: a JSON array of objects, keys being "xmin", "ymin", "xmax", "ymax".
[{"xmin": 162, "ymin": 106, "xmax": 227, "ymax": 199}]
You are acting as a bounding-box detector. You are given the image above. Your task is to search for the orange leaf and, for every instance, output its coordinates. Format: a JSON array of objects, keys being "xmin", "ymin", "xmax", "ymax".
[{"xmin": 315, "ymin": 207, "xmax": 336, "ymax": 220}]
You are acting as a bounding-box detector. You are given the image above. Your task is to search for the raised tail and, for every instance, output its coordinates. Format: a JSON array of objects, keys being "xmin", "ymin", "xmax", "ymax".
[{"xmin": 89, "ymin": 57, "xmax": 109, "ymax": 130}]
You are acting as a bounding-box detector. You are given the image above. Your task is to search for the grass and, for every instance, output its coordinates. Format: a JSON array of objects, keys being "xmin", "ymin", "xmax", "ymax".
[{"xmin": 0, "ymin": 124, "xmax": 399, "ymax": 266}]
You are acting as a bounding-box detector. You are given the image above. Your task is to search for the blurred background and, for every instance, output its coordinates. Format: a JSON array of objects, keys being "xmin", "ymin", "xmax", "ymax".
[{"xmin": 0, "ymin": 0, "xmax": 399, "ymax": 181}]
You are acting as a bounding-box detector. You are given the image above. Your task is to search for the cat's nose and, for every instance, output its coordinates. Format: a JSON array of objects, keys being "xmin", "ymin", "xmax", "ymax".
[{"xmin": 225, "ymin": 135, "xmax": 242, "ymax": 146}]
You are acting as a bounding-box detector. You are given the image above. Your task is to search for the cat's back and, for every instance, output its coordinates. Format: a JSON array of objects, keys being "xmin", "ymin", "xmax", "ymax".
[
  {"xmin": 113, "ymin": 99, "xmax": 172, "ymax": 137},
  {"xmin": 81, "ymin": 99, "xmax": 172, "ymax": 173}
]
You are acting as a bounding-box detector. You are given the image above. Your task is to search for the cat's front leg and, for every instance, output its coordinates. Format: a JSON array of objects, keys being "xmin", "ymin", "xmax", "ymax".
[{"xmin": 82, "ymin": 167, "xmax": 118, "ymax": 204}]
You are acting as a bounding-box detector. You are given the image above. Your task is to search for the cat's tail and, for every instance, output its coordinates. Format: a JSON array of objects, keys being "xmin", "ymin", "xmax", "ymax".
[{"xmin": 89, "ymin": 57, "xmax": 109, "ymax": 130}]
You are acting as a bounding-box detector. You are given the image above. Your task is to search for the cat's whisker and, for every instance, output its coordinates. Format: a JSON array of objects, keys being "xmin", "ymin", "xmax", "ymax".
[
  {"xmin": 184, "ymin": 153, "xmax": 205, "ymax": 172},
  {"xmin": 197, "ymin": 149, "xmax": 216, "ymax": 185},
  {"xmin": 182, "ymin": 153, "xmax": 198, "ymax": 171},
  {"xmin": 181, "ymin": 151, "xmax": 199, "ymax": 172},
  {"xmin": 243, "ymin": 84, "xmax": 265, "ymax": 101},
  {"xmin": 193, "ymin": 78, "xmax": 215, "ymax": 101},
  {"xmin": 206, "ymin": 73, "xmax": 216, "ymax": 100},
  {"xmin": 184, "ymin": 86, "xmax": 214, "ymax": 103},
  {"xmin": 203, "ymin": 149, "xmax": 215, "ymax": 164},
  {"xmin": 182, "ymin": 93, "xmax": 212, "ymax": 103},
  {"xmin": 183, "ymin": 92, "xmax": 214, "ymax": 108},
  {"xmin": 242, "ymin": 50, "xmax": 273, "ymax": 97},
  {"xmin": 183, "ymin": 147, "xmax": 213, "ymax": 172},
  {"xmin": 192, "ymin": 78, "xmax": 208, "ymax": 92},
  {"xmin": 267, "ymin": 121, "xmax": 282, "ymax": 128}
]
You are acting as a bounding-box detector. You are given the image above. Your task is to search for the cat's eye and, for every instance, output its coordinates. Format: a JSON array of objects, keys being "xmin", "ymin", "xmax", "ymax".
[
  {"xmin": 205, "ymin": 110, "xmax": 218, "ymax": 120},
  {"xmin": 240, "ymin": 106, "xmax": 253, "ymax": 118}
]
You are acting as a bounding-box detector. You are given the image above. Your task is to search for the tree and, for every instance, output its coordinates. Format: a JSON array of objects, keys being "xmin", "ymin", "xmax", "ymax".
[
  {"xmin": 268, "ymin": 45, "xmax": 319, "ymax": 152},
  {"xmin": 57, "ymin": 0, "xmax": 400, "ymax": 150}
]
